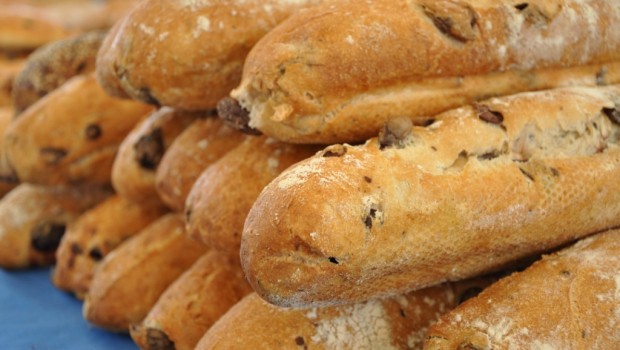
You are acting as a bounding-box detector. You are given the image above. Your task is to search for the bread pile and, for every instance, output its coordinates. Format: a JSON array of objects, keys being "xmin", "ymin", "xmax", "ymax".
[{"xmin": 1, "ymin": 0, "xmax": 620, "ymax": 349}]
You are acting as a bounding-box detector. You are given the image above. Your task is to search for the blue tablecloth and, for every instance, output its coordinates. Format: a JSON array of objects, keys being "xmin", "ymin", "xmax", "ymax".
[{"xmin": 0, "ymin": 267, "xmax": 137, "ymax": 350}]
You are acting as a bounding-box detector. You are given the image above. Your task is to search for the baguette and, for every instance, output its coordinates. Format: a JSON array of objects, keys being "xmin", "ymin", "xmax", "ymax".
[
  {"xmin": 424, "ymin": 228, "xmax": 620, "ymax": 350},
  {"xmin": 196, "ymin": 278, "xmax": 495, "ymax": 350},
  {"xmin": 83, "ymin": 213, "xmax": 208, "ymax": 332},
  {"xmin": 130, "ymin": 251, "xmax": 252, "ymax": 350},
  {"xmin": 241, "ymin": 85, "xmax": 620, "ymax": 307},
  {"xmin": 0, "ymin": 183, "xmax": 111, "ymax": 269},
  {"xmin": 229, "ymin": 0, "xmax": 620, "ymax": 143},
  {"xmin": 52, "ymin": 195, "xmax": 167, "ymax": 299},
  {"xmin": 186, "ymin": 136, "xmax": 318, "ymax": 255},
  {"xmin": 5, "ymin": 73, "xmax": 153, "ymax": 186},
  {"xmin": 97, "ymin": 0, "xmax": 322, "ymax": 110},
  {"xmin": 155, "ymin": 117, "xmax": 245, "ymax": 212},
  {"xmin": 11, "ymin": 30, "xmax": 106, "ymax": 114},
  {"xmin": 111, "ymin": 107, "xmax": 201, "ymax": 205}
]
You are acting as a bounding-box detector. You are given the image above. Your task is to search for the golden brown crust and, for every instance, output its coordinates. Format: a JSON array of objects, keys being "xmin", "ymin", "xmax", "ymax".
[
  {"xmin": 155, "ymin": 117, "xmax": 245, "ymax": 212},
  {"xmin": 11, "ymin": 30, "xmax": 106, "ymax": 114},
  {"xmin": 52, "ymin": 195, "xmax": 168, "ymax": 299},
  {"xmin": 130, "ymin": 251, "xmax": 253, "ymax": 350},
  {"xmin": 233, "ymin": 0, "xmax": 620, "ymax": 143},
  {"xmin": 111, "ymin": 107, "xmax": 201, "ymax": 205},
  {"xmin": 83, "ymin": 213, "xmax": 208, "ymax": 332},
  {"xmin": 424, "ymin": 229, "xmax": 620, "ymax": 350},
  {"xmin": 5, "ymin": 73, "xmax": 153, "ymax": 186},
  {"xmin": 241, "ymin": 86, "xmax": 620, "ymax": 307},
  {"xmin": 0, "ymin": 6, "xmax": 75, "ymax": 53},
  {"xmin": 96, "ymin": 12, "xmax": 132, "ymax": 99},
  {"xmin": 0, "ymin": 183, "xmax": 112, "ymax": 269},
  {"xmin": 196, "ymin": 278, "xmax": 495, "ymax": 350},
  {"xmin": 185, "ymin": 136, "xmax": 318, "ymax": 256},
  {"xmin": 100, "ymin": 0, "xmax": 322, "ymax": 110}
]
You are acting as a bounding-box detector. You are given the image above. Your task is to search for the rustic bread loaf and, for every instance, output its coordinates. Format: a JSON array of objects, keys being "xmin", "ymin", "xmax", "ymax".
[
  {"xmin": 5, "ymin": 73, "xmax": 153, "ymax": 186},
  {"xmin": 97, "ymin": 0, "xmax": 322, "ymax": 110},
  {"xmin": 96, "ymin": 12, "xmax": 132, "ymax": 99},
  {"xmin": 0, "ymin": 183, "xmax": 111, "ymax": 269},
  {"xmin": 185, "ymin": 136, "xmax": 318, "ymax": 256},
  {"xmin": 111, "ymin": 107, "xmax": 201, "ymax": 205},
  {"xmin": 155, "ymin": 117, "xmax": 245, "ymax": 212},
  {"xmin": 241, "ymin": 85, "xmax": 620, "ymax": 307},
  {"xmin": 196, "ymin": 277, "xmax": 495, "ymax": 350},
  {"xmin": 52, "ymin": 195, "xmax": 167, "ymax": 299},
  {"xmin": 11, "ymin": 30, "xmax": 106, "ymax": 114},
  {"xmin": 229, "ymin": 0, "xmax": 620, "ymax": 143},
  {"xmin": 130, "ymin": 251, "xmax": 252, "ymax": 350},
  {"xmin": 424, "ymin": 228, "xmax": 620, "ymax": 350},
  {"xmin": 83, "ymin": 213, "xmax": 208, "ymax": 332}
]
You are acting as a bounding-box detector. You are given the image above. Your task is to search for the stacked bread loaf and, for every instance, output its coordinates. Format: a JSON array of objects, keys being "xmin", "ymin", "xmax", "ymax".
[{"xmin": 2, "ymin": 0, "xmax": 620, "ymax": 349}]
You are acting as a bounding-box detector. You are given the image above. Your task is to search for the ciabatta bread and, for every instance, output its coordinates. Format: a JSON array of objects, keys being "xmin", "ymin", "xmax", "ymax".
[
  {"xmin": 241, "ymin": 85, "xmax": 620, "ymax": 307},
  {"xmin": 229, "ymin": 0, "xmax": 620, "ymax": 143},
  {"xmin": 424, "ymin": 228, "xmax": 620, "ymax": 350}
]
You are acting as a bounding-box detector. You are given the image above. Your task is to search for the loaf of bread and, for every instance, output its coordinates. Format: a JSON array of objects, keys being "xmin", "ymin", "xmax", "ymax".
[
  {"xmin": 0, "ymin": 106, "xmax": 18, "ymax": 197},
  {"xmin": 11, "ymin": 30, "xmax": 106, "ymax": 114},
  {"xmin": 155, "ymin": 117, "xmax": 245, "ymax": 212},
  {"xmin": 424, "ymin": 228, "xmax": 620, "ymax": 349},
  {"xmin": 241, "ymin": 85, "xmax": 620, "ymax": 307},
  {"xmin": 111, "ymin": 107, "xmax": 201, "ymax": 205},
  {"xmin": 228, "ymin": 0, "xmax": 620, "ymax": 143},
  {"xmin": 52, "ymin": 195, "xmax": 167, "ymax": 299},
  {"xmin": 0, "ymin": 5, "xmax": 75, "ymax": 53},
  {"xmin": 0, "ymin": 183, "xmax": 111, "ymax": 269},
  {"xmin": 196, "ymin": 277, "xmax": 495, "ymax": 350},
  {"xmin": 186, "ymin": 136, "xmax": 318, "ymax": 255},
  {"xmin": 83, "ymin": 213, "xmax": 208, "ymax": 332},
  {"xmin": 97, "ymin": 0, "xmax": 322, "ymax": 110},
  {"xmin": 5, "ymin": 73, "xmax": 153, "ymax": 186},
  {"xmin": 130, "ymin": 251, "xmax": 253, "ymax": 350}
]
